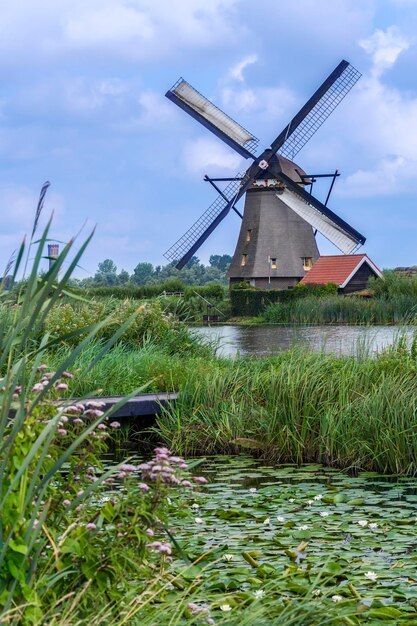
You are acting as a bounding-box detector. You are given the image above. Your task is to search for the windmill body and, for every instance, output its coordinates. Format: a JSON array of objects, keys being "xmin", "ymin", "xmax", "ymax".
[
  {"xmin": 228, "ymin": 154, "xmax": 319, "ymax": 288},
  {"xmin": 164, "ymin": 61, "xmax": 366, "ymax": 288}
]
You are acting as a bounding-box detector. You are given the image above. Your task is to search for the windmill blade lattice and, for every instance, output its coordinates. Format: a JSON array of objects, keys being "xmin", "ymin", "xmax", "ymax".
[
  {"xmin": 164, "ymin": 176, "xmax": 243, "ymax": 265},
  {"xmin": 273, "ymin": 62, "xmax": 361, "ymax": 160}
]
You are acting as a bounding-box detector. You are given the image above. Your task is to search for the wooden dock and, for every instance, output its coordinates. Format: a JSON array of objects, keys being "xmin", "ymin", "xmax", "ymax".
[{"xmin": 95, "ymin": 392, "xmax": 177, "ymax": 420}]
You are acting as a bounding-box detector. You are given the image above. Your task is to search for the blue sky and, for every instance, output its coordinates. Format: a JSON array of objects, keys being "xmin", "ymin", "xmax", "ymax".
[{"xmin": 1, "ymin": 0, "xmax": 417, "ymax": 277}]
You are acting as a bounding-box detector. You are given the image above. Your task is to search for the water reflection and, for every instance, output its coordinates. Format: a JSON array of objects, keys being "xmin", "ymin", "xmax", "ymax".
[{"xmin": 193, "ymin": 324, "xmax": 415, "ymax": 357}]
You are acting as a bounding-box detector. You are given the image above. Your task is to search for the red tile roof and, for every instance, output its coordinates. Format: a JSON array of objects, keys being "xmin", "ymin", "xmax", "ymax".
[{"xmin": 300, "ymin": 254, "xmax": 380, "ymax": 287}]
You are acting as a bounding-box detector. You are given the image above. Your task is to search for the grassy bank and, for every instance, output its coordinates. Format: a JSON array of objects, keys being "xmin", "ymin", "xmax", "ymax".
[
  {"xmin": 263, "ymin": 294, "xmax": 417, "ymax": 325},
  {"xmin": 46, "ymin": 337, "xmax": 417, "ymax": 475}
]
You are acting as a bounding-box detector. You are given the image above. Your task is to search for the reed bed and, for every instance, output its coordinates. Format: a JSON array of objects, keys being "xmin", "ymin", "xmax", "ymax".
[
  {"xmin": 155, "ymin": 345, "xmax": 417, "ymax": 474},
  {"xmin": 44, "ymin": 337, "xmax": 417, "ymax": 475},
  {"xmin": 263, "ymin": 294, "xmax": 417, "ymax": 325}
]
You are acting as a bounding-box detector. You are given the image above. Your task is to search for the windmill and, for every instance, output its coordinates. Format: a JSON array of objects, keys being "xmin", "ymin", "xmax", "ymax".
[{"xmin": 164, "ymin": 60, "xmax": 365, "ymax": 288}]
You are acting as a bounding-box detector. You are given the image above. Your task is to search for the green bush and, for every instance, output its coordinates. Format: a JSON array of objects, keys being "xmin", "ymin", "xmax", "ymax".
[{"xmin": 230, "ymin": 282, "xmax": 338, "ymax": 316}]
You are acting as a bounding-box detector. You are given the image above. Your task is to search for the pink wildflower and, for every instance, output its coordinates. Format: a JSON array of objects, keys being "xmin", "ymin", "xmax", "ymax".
[
  {"xmin": 110, "ymin": 421, "xmax": 121, "ymax": 429},
  {"xmin": 62, "ymin": 371, "xmax": 73, "ymax": 379},
  {"xmin": 193, "ymin": 476, "xmax": 208, "ymax": 484},
  {"xmin": 56, "ymin": 383, "xmax": 68, "ymax": 391},
  {"xmin": 62, "ymin": 499, "xmax": 71, "ymax": 507},
  {"xmin": 139, "ymin": 483, "xmax": 150, "ymax": 491},
  {"xmin": 85, "ymin": 523, "xmax": 96, "ymax": 530},
  {"xmin": 146, "ymin": 528, "xmax": 154, "ymax": 536}
]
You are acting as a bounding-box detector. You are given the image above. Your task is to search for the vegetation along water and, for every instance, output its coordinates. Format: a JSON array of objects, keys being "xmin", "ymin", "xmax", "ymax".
[{"xmin": 2, "ymin": 215, "xmax": 417, "ymax": 624}]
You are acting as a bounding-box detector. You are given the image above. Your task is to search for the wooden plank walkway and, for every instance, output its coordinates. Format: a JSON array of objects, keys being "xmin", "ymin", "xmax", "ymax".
[{"xmin": 91, "ymin": 392, "xmax": 177, "ymax": 419}]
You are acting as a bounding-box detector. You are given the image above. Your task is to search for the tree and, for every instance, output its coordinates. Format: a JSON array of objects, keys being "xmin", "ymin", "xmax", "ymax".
[
  {"xmin": 97, "ymin": 259, "xmax": 117, "ymax": 274},
  {"xmin": 132, "ymin": 262, "xmax": 154, "ymax": 284},
  {"xmin": 118, "ymin": 269, "xmax": 130, "ymax": 284},
  {"xmin": 94, "ymin": 258, "xmax": 119, "ymax": 286},
  {"xmin": 209, "ymin": 254, "xmax": 232, "ymax": 272}
]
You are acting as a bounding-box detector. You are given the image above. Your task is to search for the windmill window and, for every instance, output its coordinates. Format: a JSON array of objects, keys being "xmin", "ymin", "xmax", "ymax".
[
  {"xmin": 303, "ymin": 257, "xmax": 313, "ymax": 270},
  {"xmin": 246, "ymin": 229, "xmax": 252, "ymax": 242},
  {"xmin": 241, "ymin": 254, "xmax": 247, "ymax": 267},
  {"xmin": 270, "ymin": 258, "xmax": 277, "ymax": 269}
]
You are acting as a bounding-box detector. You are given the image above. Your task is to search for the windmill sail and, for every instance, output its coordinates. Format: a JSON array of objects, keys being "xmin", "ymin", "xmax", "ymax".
[
  {"xmin": 277, "ymin": 188, "xmax": 364, "ymax": 254},
  {"xmin": 270, "ymin": 61, "xmax": 361, "ymax": 159},
  {"xmin": 166, "ymin": 79, "xmax": 259, "ymax": 159},
  {"xmin": 164, "ymin": 176, "xmax": 242, "ymax": 268}
]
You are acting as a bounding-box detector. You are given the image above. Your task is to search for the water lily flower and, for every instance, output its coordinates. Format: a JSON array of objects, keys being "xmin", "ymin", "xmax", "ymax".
[
  {"xmin": 297, "ymin": 524, "xmax": 309, "ymax": 531},
  {"xmin": 364, "ymin": 571, "xmax": 378, "ymax": 581},
  {"xmin": 358, "ymin": 520, "xmax": 368, "ymax": 527},
  {"xmin": 312, "ymin": 589, "xmax": 321, "ymax": 596},
  {"xmin": 332, "ymin": 595, "xmax": 343, "ymax": 603},
  {"xmin": 191, "ymin": 503, "xmax": 200, "ymax": 509},
  {"xmin": 306, "ymin": 500, "xmax": 313, "ymax": 505},
  {"xmin": 288, "ymin": 498, "xmax": 295, "ymax": 503},
  {"xmin": 369, "ymin": 522, "xmax": 378, "ymax": 529},
  {"xmin": 277, "ymin": 516, "xmax": 285, "ymax": 522},
  {"xmin": 223, "ymin": 554, "xmax": 233, "ymax": 561},
  {"xmin": 254, "ymin": 589, "xmax": 265, "ymax": 599},
  {"xmin": 195, "ymin": 517, "xmax": 204, "ymax": 524},
  {"xmin": 320, "ymin": 511, "xmax": 329, "ymax": 517},
  {"xmin": 249, "ymin": 488, "xmax": 257, "ymax": 493},
  {"xmin": 263, "ymin": 517, "xmax": 271, "ymax": 525},
  {"xmin": 220, "ymin": 604, "xmax": 232, "ymax": 612},
  {"xmin": 314, "ymin": 494, "xmax": 323, "ymax": 501}
]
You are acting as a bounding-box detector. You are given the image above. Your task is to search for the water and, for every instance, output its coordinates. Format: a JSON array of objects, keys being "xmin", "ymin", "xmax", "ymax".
[{"xmin": 193, "ymin": 324, "xmax": 415, "ymax": 357}]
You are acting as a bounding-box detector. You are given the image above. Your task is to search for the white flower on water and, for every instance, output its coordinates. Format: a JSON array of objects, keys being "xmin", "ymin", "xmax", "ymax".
[
  {"xmin": 288, "ymin": 498, "xmax": 295, "ymax": 503},
  {"xmin": 320, "ymin": 511, "xmax": 329, "ymax": 517},
  {"xmin": 314, "ymin": 494, "xmax": 323, "ymax": 501},
  {"xmin": 312, "ymin": 589, "xmax": 321, "ymax": 596},
  {"xmin": 364, "ymin": 571, "xmax": 378, "ymax": 581},
  {"xmin": 358, "ymin": 520, "xmax": 368, "ymax": 527},
  {"xmin": 191, "ymin": 503, "xmax": 200, "ymax": 509},
  {"xmin": 263, "ymin": 517, "xmax": 271, "ymax": 525},
  {"xmin": 249, "ymin": 488, "xmax": 257, "ymax": 493},
  {"xmin": 369, "ymin": 522, "xmax": 378, "ymax": 529},
  {"xmin": 297, "ymin": 525, "xmax": 309, "ymax": 531},
  {"xmin": 332, "ymin": 595, "xmax": 343, "ymax": 603},
  {"xmin": 306, "ymin": 500, "xmax": 313, "ymax": 505},
  {"xmin": 195, "ymin": 517, "xmax": 204, "ymax": 524},
  {"xmin": 220, "ymin": 604, "xmax": 232, "ymax": 611},
  {"xmin": 277, "ymin": 516, "xmax": 285, "ymax": 522},
  {"xmin": 223, "ymin": 554, "xmax": 233, "ymax": 561},
  {"xmin": 254, "ymin": 589, "xmax": 265, "ymax": 599}
]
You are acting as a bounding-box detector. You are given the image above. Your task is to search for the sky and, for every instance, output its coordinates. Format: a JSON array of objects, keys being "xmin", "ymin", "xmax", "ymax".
[{"xmin": 1, "ymin": 0, "xmax": 417, "ymax": 277}]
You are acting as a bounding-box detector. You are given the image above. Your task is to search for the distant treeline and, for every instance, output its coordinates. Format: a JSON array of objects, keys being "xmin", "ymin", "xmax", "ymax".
[{"xmin": 71, "ymin": 254, "xmax": 232, "ymax": 288}]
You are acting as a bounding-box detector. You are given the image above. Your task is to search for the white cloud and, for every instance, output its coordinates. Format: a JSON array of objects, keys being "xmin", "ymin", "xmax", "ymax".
[
  {"xmin": 229, "ymin": 54, "xmax": 258, "ymax": 82},
  {"xmin": 359, "ymin": 26, "xmax": 410, "ymax": 77},
  {"xmin": 0, "ymin": 0, "xmax": 241, "ymax": 65},
  {"xmin": 183, "ymin": 137, "xmax": 242, "ymax": 174},
  {"xmin": 222, "ymin": 85, "xmax": 297, "ymax": 120},
  {"xmin": 338, "ymin": 27, "xmax": 417, "ymax": 197}
]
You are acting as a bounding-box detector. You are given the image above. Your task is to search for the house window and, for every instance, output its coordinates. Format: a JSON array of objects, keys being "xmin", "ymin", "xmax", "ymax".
[
  {"xmin": 302, "ymin": 257, "xmax": 313, "ymax": 270},
  {"xmin": 246, "ymin": 229, "xmax": 252, "ymax": 242},
  {"xmin": 241, "ymin": 254, "xmax": 247, "ymax": 267},
  {"xmin": 270, "ymin": 257, "xmax": 277, "ymax": 269}
]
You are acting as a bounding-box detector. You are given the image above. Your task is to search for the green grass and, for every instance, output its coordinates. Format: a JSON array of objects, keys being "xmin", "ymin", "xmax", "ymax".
[
  {"xmin": 44, "ymin": 336, "xmax": 417, "ymax": 475},
  {"xmin": 263, "ymin": 294, "xmax": 417, "ymax": 325}
]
